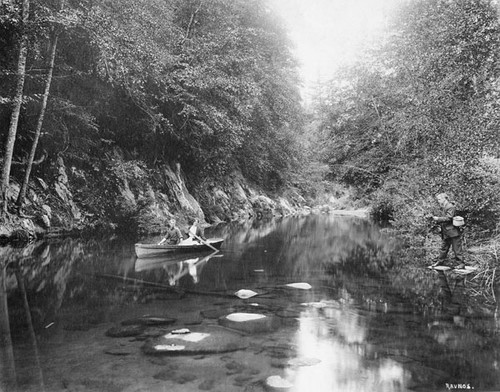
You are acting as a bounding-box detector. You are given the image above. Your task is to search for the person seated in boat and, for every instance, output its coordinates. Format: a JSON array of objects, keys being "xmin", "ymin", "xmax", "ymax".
[
  {"xmin": 158, "ymin": 218, "xmax": 184, "ymax": 245},
  {"xmin": 179, "ymin": 218, "xmax": 206, "ymax": 245}
]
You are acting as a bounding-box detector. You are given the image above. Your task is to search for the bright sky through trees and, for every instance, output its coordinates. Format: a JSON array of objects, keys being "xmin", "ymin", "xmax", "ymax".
[{"xmin": 268, "ymin": 0, "xmax": 398, "ymax": 100}]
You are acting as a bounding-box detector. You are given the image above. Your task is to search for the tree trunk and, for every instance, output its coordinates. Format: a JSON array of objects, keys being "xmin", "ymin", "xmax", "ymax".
[
  {"xmin": 16, "ymin": 32, "xmax": 59, "ymax": 210},
  {"xmin": 1, "ymin": 0, "xmax": 30, "ymax": 215},
  {"xmin": 183, "ymin": 0, "xmax": 203, "ymax": 41}
]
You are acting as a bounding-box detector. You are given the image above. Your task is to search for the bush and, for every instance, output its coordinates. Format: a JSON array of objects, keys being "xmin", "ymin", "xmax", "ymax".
[{"xmin": 370, "ymin": 197, "xmax": 394, "ymax": 224}]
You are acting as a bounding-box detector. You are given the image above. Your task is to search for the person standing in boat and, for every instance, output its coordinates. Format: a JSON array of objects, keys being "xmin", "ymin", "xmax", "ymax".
[
  {"xmin": 430, "ymin": 193, "xmax": 465, "ymax": 269},
  {"xmin": 188, "ymin": 218, "xmax": 206, "ymax": 241},
  {"xmin": 179, "ymin": 218, "xmax": 206, "ymax": 245},
  {"xmin": 159, "ymin": 218, "xmax": 184, "ymax": 245}
]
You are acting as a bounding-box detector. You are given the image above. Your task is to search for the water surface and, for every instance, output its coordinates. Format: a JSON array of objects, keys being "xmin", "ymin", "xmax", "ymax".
[{"xmin": 0, "ymin": 214, "xmax": 499, "ymax": 392}]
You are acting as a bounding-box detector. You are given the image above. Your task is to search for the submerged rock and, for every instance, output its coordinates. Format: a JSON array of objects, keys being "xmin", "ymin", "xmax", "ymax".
[
  {"xmin": 153, "ymin": 366, "xmax": 197, "ymax": 384},
  {"xmin": 288, "ymin": 357, "xmax": 321, "ymax": 367},
  {"xmin": 201, "ymin": 307, "xmax": 234, "ymax": 319},
  {"xmin": 263, "ymin": 342, "xmax": 297, "ymax": 359},
  {"xmin": 104, "ymin": 347, "xmax": 134, "ymax": 356},
  {"xmin": 142, "ymin": 326, "xmax": 248, "ymax": 355},
  {"xmin": 136, "ymin": 327, "xmax": 171, "ymax": 340},
  {"xmin": 198, "ymin": 378, "xmax": 217, "ymax": 390},
  {"xmin": 276, "ymin": 309, "xmax": 301, "ymax": 319},
  {"xmin": 106, "ymin": 324, "xmax": 146, "ymax": 337},
  {"xmin": 265, "ymin": 375, "xmax": 293, "ymax": 390},
  {"xmin": 121, "ymin": 316, "xmax": 176, "ymax": 326},
  {"xmin": 180, "ymin": 312, "xmax": 203, "ymax": 325}
]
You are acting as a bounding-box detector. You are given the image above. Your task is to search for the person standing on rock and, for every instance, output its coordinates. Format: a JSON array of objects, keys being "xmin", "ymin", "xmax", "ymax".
[
  {"xmin": 429, "ymin": 193, "xmax": 465, "ymax": 269},
  {"xmin": 159, "ymin": 218, "xmax": 183, "ymax": 245}
]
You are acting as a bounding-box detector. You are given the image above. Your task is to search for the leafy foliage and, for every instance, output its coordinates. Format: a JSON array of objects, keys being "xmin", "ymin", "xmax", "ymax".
[
  {"xmin": 313, "ymin": 0, "xmax": 500, "ymax": 231},
  {"xmin": 0, "ymin": 0, "xmax": 304, "ymax": 218}
]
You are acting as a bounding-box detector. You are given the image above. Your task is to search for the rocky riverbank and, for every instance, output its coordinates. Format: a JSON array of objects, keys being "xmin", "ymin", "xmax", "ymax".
[{"xmin": 0, "ymin": 154, "xmax": 315, "ymax": 241}]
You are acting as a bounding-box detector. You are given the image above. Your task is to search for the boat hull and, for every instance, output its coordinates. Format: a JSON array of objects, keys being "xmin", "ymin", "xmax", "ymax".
[{"xmin": 135, "ymin": 238, "xmax": 224, "ymax": 258}]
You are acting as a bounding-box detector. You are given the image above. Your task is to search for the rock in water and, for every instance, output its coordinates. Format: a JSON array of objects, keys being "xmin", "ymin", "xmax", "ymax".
[
  {"xmin": 234, "ymin": 289, "xmax": 259, "ymax": 299},
  {"xmin": 427, "ymin": 265, "xmax": 451, "ymax": 271},
  {"xmin": 171, "ymin": 328, "xmax": 190, "ymax": 334},
  {"xmin": 284, "ymin": 283, "xmax": 312, "ymax": 290},
  {"xmin": 265, "ymin": 375, "xmax": 293, "ymax": 390},
  {"xmin": 288, "ymin": 357, "xmax": 321, "ymax": 367},
  {"xmin": 106, "ymin": 324, "xmax": 146, "ymax": 337},
  {"xmin": 142, "ymin": 326, "xmax": 248, "ymax": 356},
  {"xmin": 226, "ymin": 313, "xmax": 266, "ymax": 322},
  {"xmin": 121, "ymin": 316, "xmax": 176, "ymax": 326},
  {"xmin": 104, "ymin": 347, "xmax": 134, "ymax": 356},
  {"xmin": 219, "ymin": 312, "xmax": 279, "ymax": 334}
]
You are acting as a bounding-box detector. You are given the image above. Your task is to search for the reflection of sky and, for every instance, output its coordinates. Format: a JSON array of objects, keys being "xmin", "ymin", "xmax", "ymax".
[{"xmin": 288, "ymin": 303, "xmax": 410, "ymax": 392}]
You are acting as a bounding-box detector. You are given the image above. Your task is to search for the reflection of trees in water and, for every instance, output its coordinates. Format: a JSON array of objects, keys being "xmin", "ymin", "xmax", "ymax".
[
  {"xmin": 386, "ymin": 258, "xmax": 487, "ymax": 319},
  {"xmin": 209, "ymin": 217, "xmax": 279, "ymax": 249},
  {"xmin": 2, "ymin": 237, "xmax": 136, "ymax": 333},
  {"xmin": 0, "ymin": 263, "xmax": 16, "ymax": 391},
  {"xmin": 424, "ymin": 272, "xmax": 500, "ymax": 389},
  {"xmin": 0, "ymin": 217, "xmax": 498, "ymax": 390},
  {"xmin": 319, "ymin": 267, "xmax": 500, "ymax": 390},
  {"xmin": 4, "ymin": 239, "xmax": 82, "ymax": 334},
  {"xmin": 226, "ymin": 215, "xmax": 399, "ymax": 279},
  {"xmin": 224, "ymin": 216, "xmax": 500, "ymax": 389},
  {"xmin": 0, "ymin": 245, "xmax": 48, "ymax": 391}
]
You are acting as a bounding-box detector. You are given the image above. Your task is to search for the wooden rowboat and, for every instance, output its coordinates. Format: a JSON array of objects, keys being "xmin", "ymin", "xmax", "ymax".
[{"xmin": 134, "ymin": 238, "xmax": 224, "ymax": 258}]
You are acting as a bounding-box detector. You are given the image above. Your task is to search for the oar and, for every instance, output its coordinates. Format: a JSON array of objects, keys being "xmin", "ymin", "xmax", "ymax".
[
  {"xmin": 192, "ymin": 232, "xmax": 219, "ymax": 252},
  {"xmin": 193, "ymin": 250, "xmax": 222, "ymax": 267},
  {"xmin": 94, "ymin": 272, "xmax": 234, "ymax": 298}
]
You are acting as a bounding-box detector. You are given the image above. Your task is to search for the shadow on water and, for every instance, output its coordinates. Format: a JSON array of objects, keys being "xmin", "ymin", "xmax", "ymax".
[{"xmin": 0, "ymin": 214, "xmax": 499, "ymax": 391}]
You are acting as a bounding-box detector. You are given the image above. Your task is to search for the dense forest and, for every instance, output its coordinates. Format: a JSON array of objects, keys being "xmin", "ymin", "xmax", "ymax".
[
  {"xmin": 311, "ymin": 0, "xmax": 500, "ymax": 234},
  {"xmin": 1, "ymin": 0, "xmax": 500, "ymax": 250},
  {"xmin": 0, "ymin": 0, "xmax": 305, "ymax": 229},
  {"xmin": 306, "ymin": 0, "xmax": 500, "ymax": 301}
]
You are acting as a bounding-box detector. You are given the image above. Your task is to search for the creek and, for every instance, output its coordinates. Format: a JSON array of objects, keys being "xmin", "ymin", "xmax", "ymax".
[{"xmin": 0, "ymin": 214, "xmax": 499, "ymax": 391}]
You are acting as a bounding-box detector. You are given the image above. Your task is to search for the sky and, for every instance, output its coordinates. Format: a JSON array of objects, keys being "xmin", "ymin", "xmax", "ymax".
[{"xmin": 267, "ymin": 0, "xmax": 399, "ymax": 100}]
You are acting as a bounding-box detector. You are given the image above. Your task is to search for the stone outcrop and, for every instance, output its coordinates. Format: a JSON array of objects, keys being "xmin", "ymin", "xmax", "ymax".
[
  {"xmin": 194, "ymin": 172, "xmax": 301, "ymax": 224},
  {"xmin": 0, "ymin": 154, "xmax": 306, "ymax": 239}
]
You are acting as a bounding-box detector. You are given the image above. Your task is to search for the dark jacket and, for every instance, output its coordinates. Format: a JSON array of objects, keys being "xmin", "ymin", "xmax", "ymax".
[
  {"xmin": 435, "ymin": 200, "xmax": 460, "ymax": 239},
  {"xmin": 164, "ymin": 226, "xmax": 183, "ymax": 244}
]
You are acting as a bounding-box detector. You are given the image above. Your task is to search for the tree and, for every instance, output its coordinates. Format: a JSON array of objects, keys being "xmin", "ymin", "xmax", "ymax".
[
  {"xmin": 16, "ymin": 0, "xmax": 67, "ymax": 210},
  {"xmin": 80, "ymin": 0, "xmax": 303, "ymax": 187},
  {"xmin": 0, "ymin": 0, "xmax": 304, "ymax": 224},
  {"xmin": 314, "ymin": 0, "xmax": 500, "ymax": 207},
  {"xmin": 1, "ymin": 0, "xmax": 30, "ymax": 214}
]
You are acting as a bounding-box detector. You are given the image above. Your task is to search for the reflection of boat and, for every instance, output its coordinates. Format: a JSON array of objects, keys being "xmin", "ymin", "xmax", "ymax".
[
  {"xmin": 134, "ymin": 238, "xmax": 224, "ymax": 258},
  {"xmin": 135, "ymin": 251, "xmax": 222, "ymax": 286},
  {"xmin": 134, "ymin": 251, "xmax": 220, "ymax": 272}
]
